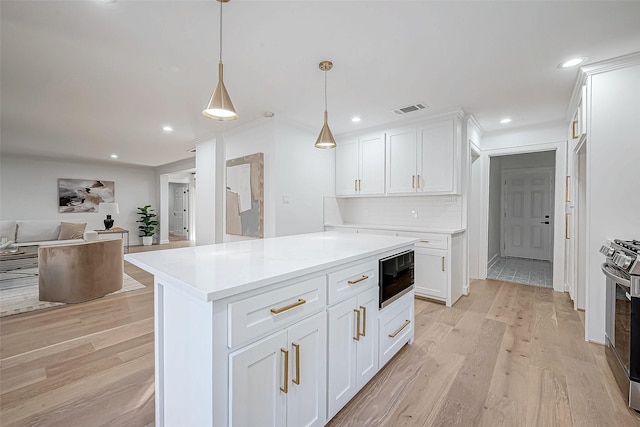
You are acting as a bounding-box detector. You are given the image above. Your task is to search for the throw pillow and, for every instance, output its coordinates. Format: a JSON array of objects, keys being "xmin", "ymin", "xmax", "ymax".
[{"xmin": 58, "ymin": 222, "xmax": 87, "ymax": 240}]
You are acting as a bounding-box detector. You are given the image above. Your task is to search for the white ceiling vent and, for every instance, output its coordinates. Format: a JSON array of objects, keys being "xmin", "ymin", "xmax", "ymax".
[{"xmin": 392, "ymin": 103, "xmax": 428, "ymax": 115}]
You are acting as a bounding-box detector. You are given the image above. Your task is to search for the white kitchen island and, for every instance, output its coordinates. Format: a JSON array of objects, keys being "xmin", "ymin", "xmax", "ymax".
[{"xmin": 125, "ymin": 231, "xmax": 417, "ymax": 427}]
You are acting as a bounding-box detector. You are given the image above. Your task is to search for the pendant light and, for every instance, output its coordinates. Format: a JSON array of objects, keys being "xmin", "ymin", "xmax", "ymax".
[
  {"xmin": 315, "ymin": 60, "xmax": 336, "ymax": 149},
  {"xmin": 202, "ymin": 0, "xmax": 238, "ymax": 121}
]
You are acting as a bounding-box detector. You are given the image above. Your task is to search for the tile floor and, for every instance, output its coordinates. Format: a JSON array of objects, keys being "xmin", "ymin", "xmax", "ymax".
[{"xmin": 487, "ymin": 256, "xmax": 553, "ymax": 288}]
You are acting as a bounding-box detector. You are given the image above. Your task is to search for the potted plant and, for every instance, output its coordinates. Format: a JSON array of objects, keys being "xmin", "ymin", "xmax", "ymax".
[{"xmin": 137, "ymin": 205, "xmax": 158, "ymax": 246}]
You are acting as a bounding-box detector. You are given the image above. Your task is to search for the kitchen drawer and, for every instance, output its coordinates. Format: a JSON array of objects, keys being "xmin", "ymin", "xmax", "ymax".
[
  {"xmin": 228, "ymin": 275, "xmax": 327, "ymax": 349},
  {"xmin": 397, "ymin": 232, "xmax": 448, "ymax": 250},
  {"xmin": 378, "ymin": 290, "xmax": 414, "ymax": 368},
  {"xmin": 327, "ymin": 260, "xmax": 378, "ymax": 305}
]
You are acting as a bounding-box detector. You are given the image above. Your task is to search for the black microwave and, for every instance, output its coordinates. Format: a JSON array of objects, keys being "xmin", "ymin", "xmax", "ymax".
[{"xmin": 379, "ymin": 250, "xmax": 414, "ymax": 308}]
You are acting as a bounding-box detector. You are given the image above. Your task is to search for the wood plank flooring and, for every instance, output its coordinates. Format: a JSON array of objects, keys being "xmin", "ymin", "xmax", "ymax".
[{"xmin": 1, "ymin": 244, "xmax": 638, "ymax": 426}]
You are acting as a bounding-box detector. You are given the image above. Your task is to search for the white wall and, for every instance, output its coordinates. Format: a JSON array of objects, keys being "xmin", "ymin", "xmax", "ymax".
[
  {"xmin": 481, "ymin": 122, "xmax": 566, "ymax": 151},
  {"xmin": 585, "ymin": 64, "xmax": 640, "ymax": 343},
  {"xmin": 223, "ymin": 118, "xmax": 334, "ymax": 241},
  {"xmin": 0, "ymin": 154, "xmax": 157, "ymax": 244},
  {"xmin": 195, "ymin": 137, "xmax": 219, "ymax": 245},
  {"xmin": 487, "ymin": 156, "xmax": 502, "ymax": 264}
]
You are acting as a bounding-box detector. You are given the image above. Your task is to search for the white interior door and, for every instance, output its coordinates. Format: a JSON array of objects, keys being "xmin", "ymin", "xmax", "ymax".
[
  {"xmin": 502, "ymin": 169, "xmax": 554, "ymax": 261},
  {"xmin": 173, "ymin": 186, "xmax": 188, "ymax": 236}
]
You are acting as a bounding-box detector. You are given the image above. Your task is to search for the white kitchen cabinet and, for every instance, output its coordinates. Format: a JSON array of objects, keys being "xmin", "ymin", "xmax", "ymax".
[
  {"xmin": 327, "ymin": 286, "xmax": 379, "ymax": 419},
  {"xmin": 418, "ymin": 119, "xmax": 455, "ymax": 193},
  {"xmin": 386, "ymin": 118, "xmax": 459, "ymax": 195},
  {"xmin": 379, "ymin": 289, "xmax": 414, "ymax": 368},
  {"xmin": 230, "ymin": 311, "xmax": 327, "ymax": 427},
  {"xmin": 385, "ymin": 128, "xmax": 418, "ymax": 194},
  {"xmin": 335, "ymin": 133, "xmax": 385, "ymax": 196},
  {"xmin": 414, "ymin": 246, "xmax": 447, "ymax": 301}
]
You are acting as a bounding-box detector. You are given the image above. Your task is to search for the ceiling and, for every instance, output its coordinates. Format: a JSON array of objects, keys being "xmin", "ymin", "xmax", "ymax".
[{"xmin": 2, "ymin": 1, "xmax": 640, "ymax": 167}]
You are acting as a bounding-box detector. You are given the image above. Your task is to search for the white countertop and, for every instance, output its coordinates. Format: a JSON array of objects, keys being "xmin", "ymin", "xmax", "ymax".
[
  {"xmin": 324, "ymin": 223, "xmax": 466, "ymax": 235},
  {"xmin": 125, "ymin": 231, "xmax": 417, "ymax": 302}
]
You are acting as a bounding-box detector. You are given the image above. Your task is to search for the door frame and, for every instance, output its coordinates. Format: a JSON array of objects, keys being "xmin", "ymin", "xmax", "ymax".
[
  {"xmin": 500, "ymin": 167, "xmax": 554, "ymax": 261},
  {"xmin": 478, "ymin": 141, "xmax": 566, "ymax": 292}
]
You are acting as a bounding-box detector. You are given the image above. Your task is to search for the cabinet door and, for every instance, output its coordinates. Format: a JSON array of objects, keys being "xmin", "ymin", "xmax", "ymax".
[
  {"xmin": 358, "ymin": 132, "xmax": 386, "ymax": 195},
  {"xmin": 327, "ymin": 297, "xmax": 358, "ymax": 418},
  {"xmin": 417, "ymin": 119, "xmax": 455, "ymax": 193},
  {"xmin": 414, "ymin": 248, "xmax": 447, "ymax": 301},
  {"xmin": 229, "ymin": 330, "xmax": 288, "ymax": 427},
  {"xmin": 287, "ymin": 312, "xmax": 327, "ymax": 427},
  {"xmin": 386, "ymin": 128, "xmax": 418, "ymax": 194},
  {"xmin": 335, "ymin": 138, "xmax": 359, "ymax": 196},
  {"xmin": 355, "ymin": 287, "xmax": 379, "ymax": 389}
]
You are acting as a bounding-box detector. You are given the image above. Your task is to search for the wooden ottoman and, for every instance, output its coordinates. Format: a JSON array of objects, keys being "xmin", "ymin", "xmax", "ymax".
[{"xmin": 38, "ymin": 239, "xmax": 123, "ymax": 303}]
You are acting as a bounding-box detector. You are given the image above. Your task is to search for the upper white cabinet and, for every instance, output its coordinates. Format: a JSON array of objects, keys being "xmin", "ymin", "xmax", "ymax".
[
  {"xmin": 335, "ymin": 133, "xmax": 385, "ymax": 196},
  {"xmin": 338, "ymin": 114, "xmax": 461, "ymax": 197},
  {"xmin": 418, "ymin": 119, "xmax": 456, "ymax": 193},
  {"xmin": 385, "ymin": 128, "xmax": 418, "ymax": 194}
]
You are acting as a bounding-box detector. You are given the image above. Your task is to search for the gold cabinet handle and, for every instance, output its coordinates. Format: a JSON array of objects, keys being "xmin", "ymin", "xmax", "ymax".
[
  {"xmin": 565, "ymin": 213, "xmax": 570, "ymax": 240},
  {"xmin": 442, "ymin": 256, "xmax": 445, "ymax": 272},
  {"xmin": 565, "ymin": 176, "xmax": 570, "ymax": 202},
  {"xmin": 270, "ymin": 298, "xmax": 306, "ymax": 314},
  {"xmin": 348, "ymin": 275, "xmax": 369, "ymax": 285},
  {"xmin": 412, "ymin": 175, "xmax": 415, "ymax": 189},
  {"xmin": 280, "ymin": 348, "xmax": 289, "ymax": 393},
  {"xmin": 354, "ymin": 179, "xmax": 358, "ymax": 192},
  {"xmin": 417, "ymin": 175, "xmax": 421, "ymax": 189},
  {"xmin": 292, "ymin": 342, "xmax": 300, "ymax": 385},
  {"xmin": 359, "ymin": 306, "xmax": 366, "ymax": 337},
  {"xmin": 353, "ymin": 309, "xmax": 361, "ymax": 341},
  {"xmin": 420, "ymin": 240, "xmax": 430, "ymax": 243},
  {"xmin": 572, "ymin": 120, "xmax": 578, "ymax": 139},
  {"xmin": 358, "ymin": 179, "xmax": 361, "ymax": 192},
  {"xmin": 388, "ymin": 320, "xmax": 411, "ymax": 338}
]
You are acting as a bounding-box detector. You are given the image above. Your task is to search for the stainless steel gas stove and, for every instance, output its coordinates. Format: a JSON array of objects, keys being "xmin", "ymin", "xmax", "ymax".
[{"xmin": 600, "ymin": 239, "xmax": 640, "ymax": 412}]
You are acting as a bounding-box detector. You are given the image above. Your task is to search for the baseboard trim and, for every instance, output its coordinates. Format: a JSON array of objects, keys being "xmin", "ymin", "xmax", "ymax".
[{"xmin": 487, "ymin": 253, "xmax": 500, "ymax": 268}]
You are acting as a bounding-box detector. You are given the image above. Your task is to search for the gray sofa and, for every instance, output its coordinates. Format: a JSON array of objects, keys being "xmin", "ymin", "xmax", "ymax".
[{"xmin": 0, "ymin": 220, "xmax": 91, "ymax": 247}]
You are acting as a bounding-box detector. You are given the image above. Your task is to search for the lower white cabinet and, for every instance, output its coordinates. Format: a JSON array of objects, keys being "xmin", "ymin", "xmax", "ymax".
[
  {"xmin": 327, "ymin": 286, "xmax": 379, "ymax": 419},
  {"xmin": 379, "ymin": 290, "xmax": 414, "ymax": 368},
  {"xmin": 414, "ymin": 247, "xmax": 447, "ymax": 301},
  {"xmin": 229, "ymin": 312, "xmax": 327, "ymax": 427}
]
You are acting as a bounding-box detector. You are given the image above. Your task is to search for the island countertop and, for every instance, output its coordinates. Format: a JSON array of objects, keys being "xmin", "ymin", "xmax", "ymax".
[{"xmin": 125, "ymin": 231, "xmax": 417, "ymax": 302}]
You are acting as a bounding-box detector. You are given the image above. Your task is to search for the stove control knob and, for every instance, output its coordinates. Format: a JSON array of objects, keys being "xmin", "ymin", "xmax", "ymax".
[
  {"xmin": 613, "ymin": 252, "xmax": 625, "ymax": 267},
  {"xmin": 600, "ymin": 245, "xmax": 611, "ymax": 256},
  {"xmin": 621, "ymin": 256, "xmax": 632, "ymax": 269}
]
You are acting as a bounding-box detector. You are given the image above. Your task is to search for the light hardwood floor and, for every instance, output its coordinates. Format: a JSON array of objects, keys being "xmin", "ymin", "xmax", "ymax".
[{"xmin": 1, "ymin": 243, "xmax": 639, "ymax": 426}]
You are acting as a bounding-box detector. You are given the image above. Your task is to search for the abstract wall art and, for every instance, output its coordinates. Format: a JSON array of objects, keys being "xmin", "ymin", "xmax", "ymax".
[
  {"xmin": 58, "ymin": 179, "xmax": 115, "ymax": 213},
  {"xmin": 226, "ymin": 153, "xmax": 264, "ymax": 238}
]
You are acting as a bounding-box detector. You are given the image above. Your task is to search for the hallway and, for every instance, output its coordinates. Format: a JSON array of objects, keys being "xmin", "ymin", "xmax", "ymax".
[{"xmin": 487, "ymin": 257, "xmax": 553, "ymax": 288}]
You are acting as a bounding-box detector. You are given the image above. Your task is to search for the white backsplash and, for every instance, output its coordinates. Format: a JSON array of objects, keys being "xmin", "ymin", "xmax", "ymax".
[{"xmin": 324, "ymin": 196, "xmax": 463, "ymax": 229}]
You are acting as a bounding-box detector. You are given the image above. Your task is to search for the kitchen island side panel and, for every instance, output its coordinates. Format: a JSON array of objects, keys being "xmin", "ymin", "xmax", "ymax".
[{"xmin": 155, "ymin": 279, "xmax": 217, "ymax": 426}]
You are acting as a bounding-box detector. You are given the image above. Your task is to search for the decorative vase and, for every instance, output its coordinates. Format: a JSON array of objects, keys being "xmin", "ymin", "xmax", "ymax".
[
  {"xmin": 104, "ymin": 215, "xmax": 114, "ymax": 230},
  {"xmin": 142, "ymin": 236, "xmax": 153, "ymax": 246}
]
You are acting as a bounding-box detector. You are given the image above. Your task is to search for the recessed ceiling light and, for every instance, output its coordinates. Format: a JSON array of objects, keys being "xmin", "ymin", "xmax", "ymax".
[
  {"xmin": 558, "ymin": 57, "xmax": 588, "ymax": 68},
  {"xmin": 351, "ymin": 117, "xmax": 361, "ymax": 123},
  {"xmin": 110, "ymin": 154, "xmax": 118, "ymax": 159},
  {"xmin": 500, "ymin": 118, "xmax": 512, "ymax": 124},
  {"xmin": 162, "ymin": 125, "xmax": 173, "ymax": 132}
]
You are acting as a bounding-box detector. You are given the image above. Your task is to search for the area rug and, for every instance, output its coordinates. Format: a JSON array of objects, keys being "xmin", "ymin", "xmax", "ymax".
[{"xmin": 0, "ymin": 268, "xmax": 146, "ymax": 317}]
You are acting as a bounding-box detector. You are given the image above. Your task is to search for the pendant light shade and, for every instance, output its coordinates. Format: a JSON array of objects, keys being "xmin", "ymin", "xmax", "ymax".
[
  {"xmin": 202, "ymin": 0, "xmax": 238, "ymax": 121},
  {"xmin": 315, "ymin": 60, "xmax": 336, "ymax": 149}
]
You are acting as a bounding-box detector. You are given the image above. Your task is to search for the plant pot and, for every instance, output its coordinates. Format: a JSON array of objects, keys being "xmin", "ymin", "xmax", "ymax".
[{"xmin": 142, "ymin": 236, "xmax": 153, "ymax": 246}]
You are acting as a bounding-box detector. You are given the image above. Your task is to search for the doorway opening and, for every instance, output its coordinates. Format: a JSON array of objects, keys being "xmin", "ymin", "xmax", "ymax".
[
  {"xmin": 486, "ymin": 151, "xmax": 556, "ymax": 288},
  {"xmin": 166, "ymin": 171, "xmax": 195, "ymax": 243}
]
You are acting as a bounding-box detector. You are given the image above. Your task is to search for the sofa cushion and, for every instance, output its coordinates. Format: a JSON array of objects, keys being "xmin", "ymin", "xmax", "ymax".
[
  {"xmin": 58, "ymin": 222, "xmax": 87, "ymax": 240},
  {"xmin": 0, "ymin": 220, "xmax": 16, "ymax": 241},
  {"xmin": 16, "ymin": 220, "xmax": 62, "ymax": 243}
]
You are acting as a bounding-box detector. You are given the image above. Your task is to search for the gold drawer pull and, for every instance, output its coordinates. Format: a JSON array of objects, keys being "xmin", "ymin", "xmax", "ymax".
[
  {"xmin": 420, "ymin": 240, "xmax": 430, "ymax": 243},
  {"xmin": 271, "ymin": 298, "xmax": 306, "ymax": 314},
  {"xmin": 388, "ymin": 320, "xmax": 411, "ymax": 338},
  {"xmin": 348, "ymin": 275, "xmax": 369, "ymax": 285},
  {"xmin": 353, "ymin": 309, "xmax": 361, "ymax": 341},
  {"xmin": 280, "ymin": 348, "xmax": 289, "ymax": 393},
  {"xmin": 292, "ymin": 342, "xmax": 300, "ymax": 385}
]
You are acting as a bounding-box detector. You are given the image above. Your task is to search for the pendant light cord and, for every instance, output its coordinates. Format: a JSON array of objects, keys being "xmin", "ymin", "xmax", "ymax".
[
  {"xmin": 324, "ymin": 70, "xmax": 328, "ymax": 113},
  {"xmin": 219, "ymin": 0, "xmax": 223, "ymax": 63}
]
